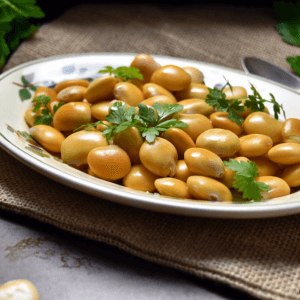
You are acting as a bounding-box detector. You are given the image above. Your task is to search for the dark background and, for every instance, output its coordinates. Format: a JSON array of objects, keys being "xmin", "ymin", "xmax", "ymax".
[{"xmin": 36, "ymin": 0, "xmax": 277, "ymax": 24}]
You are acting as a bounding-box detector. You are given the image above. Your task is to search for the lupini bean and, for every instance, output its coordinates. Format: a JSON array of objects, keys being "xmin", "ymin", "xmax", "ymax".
[
  {"xmin": 87, "ymin": 145, "xmax": 131, "ymax": 181},
  {"xmin": 57, "ymin": 86, "xmax": 87, "ymax": 102},
  {"xmin": 187, "ymin": 176, "xmax": 233, "ymax": 202},
  {"xmin": 150, "ymin": 65, "xmax": 191, "ymax": 91},
  {"xmin": 29, "ymin": 125, "xmax": 65, "ymax": 153},
  {"xmin": 34, "ymin": 86, "xmax": 58, "ymax": 112},
  {"xmin": 53, "ymin": 102, "xmax": 92, "ymax": 132},
  {"xmin": 141, "ymin": 95, "xmax": 177, "ymax": 106},
  {"xmin": 154, "ymin": 178, "xmax": 192, "ymax": 199},
  {"xmin": 143, "ymin": 83, "xmax": 177, "ymax": 102},
  {"xmin": 114, "ymin": 82, "xmax": 144, "ymax": 106},
  {"xmin": 196, "ymin": 128, "xmax": 240, "ymax": 158},
  {"xmin": 175, "ymin": 113, "xmax": 213, "ymax": 142},
  {"xmin": 182, "ymin": 66, "xmax": 204, "ymax": 83},
  {"xmin": 24, "ymin": 106, "xmax": 42, "ymax": 127},
  {"xmin": 161, "ymin": 127, "xmax": 196, "ymax": 158},
  {"xmin": 268, "ymin": 143, "xmax": 300, "ymax": 165},
  {"xmin": 210, "ymin": 111, "xmax": 243, "ymax": 136},
  {"xmin": 219, "ymin": 156, "xmax": 249, "ymax": 188},
  {"xmin": 250, "ymin": 156, "xmax": 279, "ymax": 177},
  {"xmin": 173, "ymin": 83, "xmax": 209, "ymax": 101},
  {"xmin": 130, "ymin": 54, "xmax": 161, "ymax": 83},
  {"xmin": 123, "ymin": 164, "xmax": 159, "ymax": 192},
  {"xmin": 85, "ymin": 75, "xmax": 117, "ymax": 104},
  {"xmin": 255, "ymin": 176, "xmax": 290, "ymax": 200},
  {"xmin": 223, "ymin": 86, "xmax": 248, "ymax": 100},
  {"xmin": 244, "ymin": 112, "xmax": 283, "ymax": 144},
  {"xmin": 238, "ymin": 134, "xmax": 273, "ymax": 157},
  {"xmin": 91, "ymin": 101, "xmax": 111, "ymax": 121},
  {"xmin": 54, "ymin": 79, "xmax": 90, "ymax": 94},
  {"xmin": 184, "ymin": 148, "xmax": 225, "ymax": 178},
  {"xmin": 139, "ymin": 137, "xmax": 178, "ymax": 177},
  {"xmin": 173, "ymin": 160, "xmax": 194, "ymax": 182},
  {"xmin": 281, "ymin": 163, "xmax": 300, "ymax": 187},
  {"xmin": 282, "ymin": 118, "xmax": 300, "ymax": 143},
  {"xmin": 113, "ymin": 126, "xmax": 143, "ymax": 164},
  {"xmin": 61, "ymin": 130, "xmax": 108, "ymax": 166},
  {"xmin": 0, "ymin": 279, "xmax": 40, "ymax": 300},
  {"xmin": 96, "ymin": 121, "xmax": 113, "ymax": 132},
  {"xmin": 177, "ymin": 99, "xmax": 213, "ymax": 116}
]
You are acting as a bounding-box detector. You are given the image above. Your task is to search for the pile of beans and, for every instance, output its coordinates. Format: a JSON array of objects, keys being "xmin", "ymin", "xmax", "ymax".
[{"xmin": 24, "ymin": 54, "xmax": 300, "ymax": 202}]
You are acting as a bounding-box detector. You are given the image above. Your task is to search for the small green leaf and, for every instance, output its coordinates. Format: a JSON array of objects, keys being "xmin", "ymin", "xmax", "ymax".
[
  {"xmin": 19, "ymin": 88, "xmax": 31, "ymax": 100},
  {"xmin": 30, "ymin": 85, "xmax": 37, "ymax": 91},
  {"xmin": 21, "ymin": 76, "xmax": 30, "ymax": 85}
]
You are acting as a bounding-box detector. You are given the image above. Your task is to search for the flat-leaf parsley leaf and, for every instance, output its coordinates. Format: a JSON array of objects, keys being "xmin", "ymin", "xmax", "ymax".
[{"xmin": 223, "ymin": 159, "xmax": 270, "ymax": 201}]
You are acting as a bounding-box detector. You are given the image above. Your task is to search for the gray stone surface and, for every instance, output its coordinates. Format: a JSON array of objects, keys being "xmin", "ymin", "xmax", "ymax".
[{"xmin": 0, "ymin": 209, "xmax": 258, "ymax": 300}]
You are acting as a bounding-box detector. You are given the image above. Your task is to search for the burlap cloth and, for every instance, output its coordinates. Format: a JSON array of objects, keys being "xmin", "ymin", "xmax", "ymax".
[{"xmin": 1, "ymin": 5, "xmax": 300, "ymax": 300}]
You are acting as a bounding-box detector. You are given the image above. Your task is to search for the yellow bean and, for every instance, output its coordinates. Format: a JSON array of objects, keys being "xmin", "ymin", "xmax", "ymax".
[
  {"xmin": 87, "ymin": 145, "xmax": 131, "ymax": 181},
  {"xmin": 196, "ymin": 128, "xmax": 240, "ymax": 158},
  {"xmin": 114, "ymin": 82, "xmax": 144, "ymax": 106},
  {"xmin": 281, "ymin": 163, "xmax": 300, "ymax": 187},
  {"xmin": 238, "ymin": 134, "xmax": 273, "ymax": 157},
  {"xmin": 173, "ymin": 160, "xmax": 195, "ymax": 182},
  {"xmin": 161, "ymin": 127, "xmax": 196, "ymax": 158},
  {"xmin": 53, "ymin": 102, "xmax": 92, "ymax": 132},
  {"xmin": 182, "ymin": 66, "xmax": 204, "ymax": 83},
  {"xmin": 123, "ymin": 164, "xmax": 159, "ymax": 192},
  {"xmin": 54, "ymin": 79, "xmax": 90, "ymax": 94},
  {"xmin": 268, "ymin": 143, "xmax": 300, "ymax": 164},
  {"xmin": 154, "ymin": 178, "xmax": 192, "ymax": 199},
  {"xmin": 85, "ymin": 75, "xmax": 117, "ymax": 104},
  {"xmin": 184, "ymin": 148, "xmax": 225, "ymax": 178},
  {"xmin": 143, "ymin": 83, "xmax": 177, "ymax": 102},
  {"xmin": 29, "ymin": 125, "xmax": 65, "ymax": 153},
  {"xmin": 150, "ymin": 65, "xmax": 191, "ymax": 91},
  {"xmin": 139, "ymin": 137, "xmax": 178, "ymax": 177},
  {"xmin": 173, "ymin": 83, "xmax": 209, "ymax": 101},
  {"xmin": 57, "ymin": 86, "xmax": 87, "ymax": 102},
  {"xmin": 187, "ymin": 176, "xmax": 233, "ymax": 202},
  {"xmin": 177, "ymin": 98, "xmax": 213, "ymax": 116},
  {"xmin": 282, "ymin": 118, "xmax": 300, "ymax": 143},
  {"xmin": 210, "ymin": 111, "xmax": 243, "ymax": 136},
  {"xmin": 256, "ymin": 176, "xmax": 290, "ymax": 200},
  {"xmin": 61, "ymin": 130, "xmax": 108, "ymax": 166}
]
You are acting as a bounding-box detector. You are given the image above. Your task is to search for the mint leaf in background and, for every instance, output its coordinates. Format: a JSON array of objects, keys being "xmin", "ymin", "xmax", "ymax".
[
  {"xmin": 286, "ymin": 56, "xmax": 300, "ymax": 76},
  {"xmin": 274, "ymin": 2, "xmax": 300, "ymax": 46}
]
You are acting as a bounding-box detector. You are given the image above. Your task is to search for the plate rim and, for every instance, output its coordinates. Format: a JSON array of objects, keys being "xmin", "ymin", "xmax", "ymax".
[{"xmin": 1, "ymin": 52, "xmax": 300, "ymax": 219}]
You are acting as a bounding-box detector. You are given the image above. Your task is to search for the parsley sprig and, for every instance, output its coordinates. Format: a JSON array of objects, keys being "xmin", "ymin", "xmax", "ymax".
[
  {"xmin": 223, "ymin": 159, "xmax": 270, "ymax": 201},
  {"xmin": 205, "ymin": 82, "xmax": 245, "ymax": 125},
  {"xmin": 206, "ymin": 80, "xmax": 286, "ymax": 124},
  {"xmin": 32, "ymin": 95, "xmax": 65, "ymax": 126},
  {"xmin": 98, "ymin": 66, "xmax": 143, "ymax": 82},
  {"xmin": 75, "ymin": 102, "xmax": 188, "ymax": 143}
]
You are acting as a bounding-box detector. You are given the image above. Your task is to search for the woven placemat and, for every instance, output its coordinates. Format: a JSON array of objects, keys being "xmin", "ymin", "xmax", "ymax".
[{"xmin": 1, "ymin": 5, "xmax": 300, "ymax": 300}]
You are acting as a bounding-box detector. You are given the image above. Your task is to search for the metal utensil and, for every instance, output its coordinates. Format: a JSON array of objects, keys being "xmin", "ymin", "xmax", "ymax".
[{"xmin": 241, "ymin": 56, "xmax": 300, "ymax": 92}]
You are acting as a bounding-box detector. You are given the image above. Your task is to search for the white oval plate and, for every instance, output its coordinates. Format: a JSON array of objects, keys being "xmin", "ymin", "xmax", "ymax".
[{"xmin": 1, "ymin": 53, "xmax": 300, "ymax": 219}]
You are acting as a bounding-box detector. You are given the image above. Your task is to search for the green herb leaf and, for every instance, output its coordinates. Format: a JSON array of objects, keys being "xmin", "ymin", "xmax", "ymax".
[
  {"xmin": 98, "ymin": 66, "xmax": 143, "ymax": 81},
  {"xmin": 0, "ymin": 1, "xmax": 44, "ymax": 69},
  {"xmin": 245, "ymin": 84, "xmax": 286, "ymax": 120},
  {"xmin": 223, "ymin": 159, "xmax": 270, "ymax": 201},
  {"xmin": 137, "ymin": 127, "xmax": 160, "ymax": 143},
  {"xmin": 138, "ymin": 103, "xmax": 157, "ymax": 124},
  {"xmin": 19, "ymin": 88, "xmax": 31, "ymax": 100},
  {"xmin": 205, "ymin": 86, "xmax": 245, "ymax": 124},
  {"xmin": 21, "ymin": 75, "xmax": 30, "ymax": 86},
  {"xmin": 153, "ymin": 103, "xmax": 184, "ymax": 123},
  {"xmin": 53, "ymin": 102, "xmax": 66, "ymax": 114},
  {"xmin": 286, "ymin": 56, "xmax": 300, "ymax": 76},
  {"xmin": 106, "ymin": 102, "xmax": 128, "ymax": 124}
]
